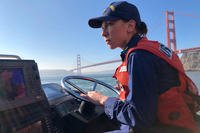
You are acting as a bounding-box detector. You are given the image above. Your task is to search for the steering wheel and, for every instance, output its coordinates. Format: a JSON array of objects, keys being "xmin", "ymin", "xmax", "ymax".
[
  {"xmin": 61, "ymin": 76, "xmax": 120, "ymax": 131},
  {"xmin": 61, "ymin": 75, "xmax": 119, "ymax": 102}
]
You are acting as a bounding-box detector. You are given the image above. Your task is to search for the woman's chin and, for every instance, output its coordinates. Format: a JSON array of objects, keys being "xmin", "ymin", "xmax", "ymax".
[
  {"xmin": 107, "ymin": 45, "xmax": 113, "ymax": 49},
  {"xmin": 106, "ymin": 43, "xmax": 116, "ymax": 49}
]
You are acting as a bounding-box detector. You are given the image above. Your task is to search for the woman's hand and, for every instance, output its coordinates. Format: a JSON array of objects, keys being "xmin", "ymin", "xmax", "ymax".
[{"xmin": 80, "ymin": 91, "xmax": 108, "ymax": 105}]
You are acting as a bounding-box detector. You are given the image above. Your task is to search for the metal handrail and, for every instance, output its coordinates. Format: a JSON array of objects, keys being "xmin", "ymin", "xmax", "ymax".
[{"xmin": 0, "ymin": 54, "xmax": 21, "ymax": 60}]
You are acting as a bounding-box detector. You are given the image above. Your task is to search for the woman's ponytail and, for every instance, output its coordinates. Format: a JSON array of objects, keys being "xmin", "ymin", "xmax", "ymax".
[{"xmin": 136, "ymin": 21, "xmax": 148, "ymax": 36}]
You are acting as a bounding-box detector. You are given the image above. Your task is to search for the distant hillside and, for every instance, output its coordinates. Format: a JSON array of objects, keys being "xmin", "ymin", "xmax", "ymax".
[
  {"xmin": 39, "ymin": 69, "xmax": 71, "ymax": 77},
  {"xmin": 181, "ymin": 51, "xmax": 200, "ymax": 71},
  {"xmin": 38, "ymin": 52, "xmax": 200, "ymax": 76},
  {"xmin": 82, "ymin": 69, "xmax": 115, "ymax": 75}
]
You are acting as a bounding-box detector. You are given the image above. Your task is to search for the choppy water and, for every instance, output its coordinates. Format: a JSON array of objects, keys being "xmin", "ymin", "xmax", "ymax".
[{"xmin": 40, "ymin": 71, "xmax": 200, "ymax": 91}]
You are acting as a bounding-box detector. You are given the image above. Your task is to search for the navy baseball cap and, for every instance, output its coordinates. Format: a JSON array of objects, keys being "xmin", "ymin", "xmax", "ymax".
[{"xmin": 88, "ymin": 1, "xmax": 141, "ymax": 28}]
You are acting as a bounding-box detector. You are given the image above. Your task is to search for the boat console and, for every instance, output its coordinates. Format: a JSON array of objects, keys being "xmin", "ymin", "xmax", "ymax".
[
  {"xmin": 0, "ymin": 59, "xmax": 49, "ymax": 132},
  {"xmin": 0, "ymin": 55, "xmax": 119, "ymax": 133}
]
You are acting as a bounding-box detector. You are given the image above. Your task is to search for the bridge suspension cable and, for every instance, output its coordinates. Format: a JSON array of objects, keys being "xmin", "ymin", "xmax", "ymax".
[
  {"xmin": 175, "ymin": 12, "xmax": 200, "ymax": 19},
  {"xmin": 70, "ymin": 59, "xmax": 121, "ymax": 71}
]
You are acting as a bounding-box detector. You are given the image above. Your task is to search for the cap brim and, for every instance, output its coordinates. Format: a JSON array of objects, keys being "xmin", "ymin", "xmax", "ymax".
[{"xmin": 88, "ymin": 16, "xmax": 119, "ymax": 28}]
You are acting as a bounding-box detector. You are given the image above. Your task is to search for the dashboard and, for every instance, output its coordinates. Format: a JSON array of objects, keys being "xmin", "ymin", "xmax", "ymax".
[{"xmin": 42, "ymin": 83, "xmax": 116, "ymax": 133}]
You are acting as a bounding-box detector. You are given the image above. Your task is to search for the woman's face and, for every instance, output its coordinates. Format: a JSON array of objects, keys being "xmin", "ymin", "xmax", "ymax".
[{"xmin": 101, "ymin": 19, "xmax": 132, "ymax": 49}]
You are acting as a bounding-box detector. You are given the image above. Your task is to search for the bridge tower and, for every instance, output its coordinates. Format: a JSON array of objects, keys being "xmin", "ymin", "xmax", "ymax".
[
  {"xmin": 166, "ymin": 11, "xmax": 177, "ymax": 51},
  {"xmin": 77, "ymin": 54, "xmax": 81, "ymax": 74}
]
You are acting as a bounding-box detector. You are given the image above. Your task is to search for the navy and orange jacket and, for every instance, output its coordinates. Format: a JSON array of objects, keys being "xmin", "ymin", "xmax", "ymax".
[{"xmin": 104, "ymin": 35, "xmax": 199, "ymax": 133}]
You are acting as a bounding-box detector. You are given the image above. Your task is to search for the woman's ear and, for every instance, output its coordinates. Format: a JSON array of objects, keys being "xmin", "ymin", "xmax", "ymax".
[{"xmin": 127, "ymin": 20, "xmax": 136, "ymax": 33}]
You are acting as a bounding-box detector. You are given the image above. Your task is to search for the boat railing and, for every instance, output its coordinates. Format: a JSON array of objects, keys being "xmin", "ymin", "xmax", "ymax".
[{"xmin": 0, "ymin": 54, "xmax": 21, "ymax": 60}]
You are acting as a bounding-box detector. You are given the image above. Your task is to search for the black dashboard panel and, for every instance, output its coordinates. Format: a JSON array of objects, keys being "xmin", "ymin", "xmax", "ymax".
[
  {"xmin": 54, "ymin": 98, "xmax": 80, "ymax": 118},
  {"xmin": 0, "ymin": 59, "xmax": 49, "ymax": 132},
  {"xmin": 42, "ymin": 83, "xmax": 117, "ymax": 133}
]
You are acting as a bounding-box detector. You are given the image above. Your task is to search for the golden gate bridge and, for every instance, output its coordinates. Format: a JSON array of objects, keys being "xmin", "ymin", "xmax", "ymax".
[{"xmin": 70, "ymin": 11, "xmax": 200, "ymax": 73}]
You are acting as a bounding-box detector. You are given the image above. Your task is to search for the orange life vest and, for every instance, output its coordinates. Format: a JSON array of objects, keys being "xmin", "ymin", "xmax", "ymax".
[{"xmin": 113, "ymin": 38, "xmax": 199, "ymax": 132}]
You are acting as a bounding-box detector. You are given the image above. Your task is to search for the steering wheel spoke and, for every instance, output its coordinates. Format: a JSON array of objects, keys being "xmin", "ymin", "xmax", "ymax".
[
  {"xmin": 64, "ymin": 79, "xmax": 87, "ymax": 94},
  {"xmin": 92, "ymin": 82, "xmax": 97, "ymax": 91}
]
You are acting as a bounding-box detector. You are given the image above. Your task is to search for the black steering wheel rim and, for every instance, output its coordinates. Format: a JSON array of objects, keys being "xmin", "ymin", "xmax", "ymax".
[{"xmin": 61, "ymin": 75, "xmax": 119, "ymax": 102}]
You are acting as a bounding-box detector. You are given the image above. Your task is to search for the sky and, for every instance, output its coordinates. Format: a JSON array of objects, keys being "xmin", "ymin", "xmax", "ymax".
[{"xmin": 0, "ymin": 0, "xmax": 200, "ymax": 71}]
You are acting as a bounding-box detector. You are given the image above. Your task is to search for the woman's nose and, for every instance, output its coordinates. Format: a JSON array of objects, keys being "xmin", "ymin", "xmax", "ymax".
[{"xmin": 101, "ymin": 28, "xmax": 108, "ymax": 37}]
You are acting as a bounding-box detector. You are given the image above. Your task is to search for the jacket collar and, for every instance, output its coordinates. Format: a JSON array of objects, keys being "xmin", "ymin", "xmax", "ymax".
[{"xmin": 120, "ymin": 34, "xmax": 142, "ymax": 61}]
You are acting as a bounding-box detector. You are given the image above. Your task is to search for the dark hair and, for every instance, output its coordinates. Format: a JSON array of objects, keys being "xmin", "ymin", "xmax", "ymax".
[
  {"xmin": 122, "ymin": 19, "xmax": 148, "ymax": 36},
  {"xmin": 136, "ymin": 21, "xmax": 148, "ymax": 36}
]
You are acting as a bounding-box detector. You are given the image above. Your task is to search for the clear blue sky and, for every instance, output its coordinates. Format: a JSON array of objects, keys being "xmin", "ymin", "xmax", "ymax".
[{"xmin": 0, "ymin": 0, "xmax": 200, "ymax": 70}]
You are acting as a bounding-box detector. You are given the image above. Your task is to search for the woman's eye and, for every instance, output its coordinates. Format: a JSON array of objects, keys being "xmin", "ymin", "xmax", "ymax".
[{"xmin": 107, "ymin": 22, "xmax": 114, "ymax": 25}]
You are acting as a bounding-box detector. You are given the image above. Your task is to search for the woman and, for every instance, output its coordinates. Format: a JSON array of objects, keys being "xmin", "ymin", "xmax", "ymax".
[{"xmin": 81, "ymin": 1, "xmax": 199, "ymax": 133}]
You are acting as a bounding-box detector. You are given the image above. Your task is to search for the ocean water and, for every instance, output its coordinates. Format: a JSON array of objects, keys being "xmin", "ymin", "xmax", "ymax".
[
  {"xmin": 40, "ymin": 71, "xmax": 200, "ymax": 92},
  {"xmin": 40, "ymin": 73, "xmax": 118, "ymax": 97},
  {"xmin": 40, "ymin": 71, "xmax": 200, "ymax": 115}
]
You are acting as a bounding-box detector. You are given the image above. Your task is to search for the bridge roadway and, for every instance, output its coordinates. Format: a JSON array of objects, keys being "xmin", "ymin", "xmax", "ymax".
[
  {"xmin": 70, "ymin": 59, "xmax": 121, "ymax": 71},
  {"xmin": 175, "ymin": 46, "xmax": 200, "ymax": 54},
  {"xmin": 70, "ymin": 46, "xmax": 200, "ymax": 71}
]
